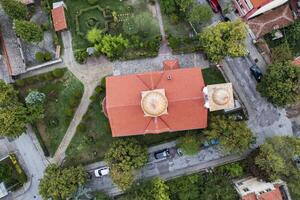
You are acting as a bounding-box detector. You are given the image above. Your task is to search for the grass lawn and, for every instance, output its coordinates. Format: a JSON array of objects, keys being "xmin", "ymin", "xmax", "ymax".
[
  {"xmin": 0, "ymin": 154, "xmax": 27, "ymax": 191},
  {"xmin": 202, "ymin": 67, "xmax": 226, "ymax": 85},
  {"xmin": 65, "ymin": 67, "xmax": 226, "ymax": 166},
  {"xmin": 17, "ymin": 69, "xmax": 84, "ymax": 156}
]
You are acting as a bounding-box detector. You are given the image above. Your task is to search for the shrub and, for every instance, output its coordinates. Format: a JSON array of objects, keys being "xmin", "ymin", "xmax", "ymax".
[
  {"xmin": 69, "ymin": 98, "xmax": 79, "ymax": 107},
  {"xmin": 15, "ymin": 79, "xmax": 25, "ymax": 87},
  {"xmin": 170, "ymin": 14, "xmax": 179, "ymax": 25},
  {"xmin": 178, "ymin": 135, "xmax": 200, "ymax": 155},
  {"xmin": 35, "ymin": 52, "xmax": 45, "ymax": 62},
  {"xmin": 94, "ymin": 85, "xmax": 102, "ymax": 93},
  {"xmin": 52, "ymin": 68, "xmax": 65, "ymax": 78},
  {"xmin": 74, "ymin": 50, "xmax": 88, "ymax": 64},
  {"xmin": 0, "ymin": 0, "xmax": 28, "ymax": 20},
  {"xmin": 45, "ymin": 73, "xmax": 54, "ymax": 81},
  {"xmin": 101, "ymin": 76, "xmax": 106, "ymax": 89},
  {"xmin": 41, "ymin": 22, "xmax": 49, "ymax": 31},
  {"xmin": 25, "ymin": 77, "xmax": 35, "ymax": 84},
  {"xmin": 168, "ymin": 36, "xmax": 181, "ymax": 49},
  {"xmin": 14, "ymin": 20, "xmax": 43, "ymax": 43},
  {"xmin": 74, "ymin": 90, "xmax": 83, "ymax": 98},
  {"xmin": 87, "ymin": 0, "xmax": 98, "ymax": 5},
  {"xmin": 44, "ymin": 52, "xmax": 52, "ymax": 61},
  {"xmin": 89, "ymin": 94, "xmax": 98, "ymax": 101}
]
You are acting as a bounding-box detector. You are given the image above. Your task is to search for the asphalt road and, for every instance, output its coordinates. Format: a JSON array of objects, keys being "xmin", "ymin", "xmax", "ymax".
[{"xmin": 223, "ymin": 56, "xmax": 293, "ymax": 144}]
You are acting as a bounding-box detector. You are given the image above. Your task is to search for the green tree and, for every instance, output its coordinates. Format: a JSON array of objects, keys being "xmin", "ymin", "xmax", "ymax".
[
  {"xmin": 160, "ymin": 0, "xmax": 177, "ymax": 15},
  {"xmin": 39, "ymin": 164, "xmax": 87, "ymax": 200},
  {"xmin": 271, "ymin": 43, "xmax": 293, "ymax": 63},
  {"xmin": 188, "ymin": 5, "xmax": 213, "ymax": 24},
  {"xmin": 0, "ymin": 80, "xmax": 27, "ymax": 137},
  {"xmin": 95, "ymin": 34, "xmax": 128, "ymax": 59},
  {"xmin": 86, "ymin": 28, "xmax": 102, "ymax": 44},
  {"xmin": 204, "ymin": 115, "xmax": 254, "ymax": 154},
  {"xmin": 178, "ymin": 135, "xmax": 200, "ymax": 155},
  {"xmin": 217, "ymin": 163, "xmax": 244, "ymax": 178},
  {"xmin": 14, "ymin": 20, "xmax": 43, "ymax": 43},
  {"xmin": 200, "ymin": 20, "xmax": 247, "ymax": 62},
  {"xmin": 105, "ymin": 139, "xmax": 147, "ymax": 190},
  {"xmin": 257, "ymin": 61, "xmax": 299, "ymax": 106},
  {"xmin": 175, "ymin": 0, "xmax": 194, "ymax": 12},
  {"xmin": 74, "ymin": 49, "xmax": 88, "ymax": 64},
  {"xmin": 0, "ymin": 0, "xmax": 28, "ymax": 20},
  {"xmin": 151, "ymin": 177, "xmax": 170, "ymax": 200}
]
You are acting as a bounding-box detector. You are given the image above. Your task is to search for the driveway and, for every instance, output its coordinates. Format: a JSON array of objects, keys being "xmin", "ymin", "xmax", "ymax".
[{"xmin": 222, "ymin": 55, "xmax": 293, "ymax": 144}]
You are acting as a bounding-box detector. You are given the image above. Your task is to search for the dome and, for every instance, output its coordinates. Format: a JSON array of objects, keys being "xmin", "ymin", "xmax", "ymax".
[
  {"xmin": 212, "ymin": 88, "xmax": 230, "ymax": 105},
  {"xmin": 141, "ymin": 91, "xmax": 168, "ymax": 117}
]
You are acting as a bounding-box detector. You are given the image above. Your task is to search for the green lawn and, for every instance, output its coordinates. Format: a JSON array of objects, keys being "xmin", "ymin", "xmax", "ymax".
[
  {"xmin": 65, "ymin": 67, "xmax": 226, "ymax": 166},
  {"xmin": 17, "ymin": 69, "xmax": 84, "ymax": 156},
  {"xmin": 202, "ymin": 67, "xmax": 226, "ymax": 85},
  {"xmin": 0, "ymin": 154, "xmax": 27, "ymax": 191}
]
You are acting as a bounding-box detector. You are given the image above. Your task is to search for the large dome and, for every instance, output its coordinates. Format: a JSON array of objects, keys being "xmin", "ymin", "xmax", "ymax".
[
  {"xmin": 141, "ymin": 90, "xmax": 168, "ymax": 117},
  {"xmin": 212, "ymin": 88, "xmax": 230, "ymax": 105}
]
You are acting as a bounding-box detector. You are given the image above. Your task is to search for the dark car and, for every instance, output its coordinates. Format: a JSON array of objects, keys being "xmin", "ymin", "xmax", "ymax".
[
  {"xmin": 154, "ymin": 149, "xmax": 170, "ymax": 160},
  {"xmin": 203, "ymin": 139, "xmax": 219, "ymax": 148},
  {"xmin": 207, "ymin": 0, "xmax": 221, "ymax": 13},
  {"xmin": 250, "ymin": 64, "xmax": 263, "ymax": 82}
]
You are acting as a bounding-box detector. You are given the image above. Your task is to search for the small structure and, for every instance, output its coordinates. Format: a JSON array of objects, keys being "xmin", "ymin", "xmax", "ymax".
[
  {"xmin": 105, "ymin": 61, "xmax": 208, "ymax": 137},
  {"xmin": 52, "ymin": 1, "xmax": 65, "ymax": 9},
  {"xmin": 292, "ymin": 56, "xmax": 300, "ymax": 66},
  {"xmin": 51, "ymin": 4, "xmax": 67, "ymax": 32},
  {"xmin": 203, "ymin": 83, "xmax": 234, "ymax": 112},
  {"xmin": 0, "ymin": 182, "xmax": 8, "ymax": 199},
  {"xmin": 234, "ymin": 177, "xmax": 290, "ymax": 200},
  {"xmin": 163, "ymin": 59, "xmax": 180, "ymax": 70},
  {"xmin": 86, "ymin": 47, "xmax": 95, "ymax": 56}
]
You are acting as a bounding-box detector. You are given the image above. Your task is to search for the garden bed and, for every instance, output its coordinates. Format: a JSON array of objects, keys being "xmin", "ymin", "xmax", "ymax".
[
  {"xmin": 65, "ymin": 0, "xmax": 161, "ymax": 61},
  {"xmin": 16, "ymin": 69, "xmax": 84, "ymax": 156},
  {"xmin": 0, "ymin": 154, "xmax": 27, "ymax": 191}
]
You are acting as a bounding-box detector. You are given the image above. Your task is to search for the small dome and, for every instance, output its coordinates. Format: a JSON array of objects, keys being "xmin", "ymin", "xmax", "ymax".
[
  {"xmin": 141, "ymin": 91, "xmax": 168, "ymax": 117},
  {"xmin": 212, "ymin": 88, "xmax": 230, "ymax": 105}
]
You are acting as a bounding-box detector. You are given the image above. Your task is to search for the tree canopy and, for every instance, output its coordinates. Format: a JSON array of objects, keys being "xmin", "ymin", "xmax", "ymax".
[
  {"xmin": 188, "ymin": 5, "xmax": 213, "ymax": 24},
  {"xmin": 257, "ymin": 61, "xmax": 299, "ymax": 106},
  {"xmin": 175, "ymin": 0, "xmax": 194, "ymax": 12},
  {"xmin": 14, "ymin": 20, "xmax": 43, "ymax": 43},
  {"xmin": 0, "ymin": 80, "xmax": 28, "ymax": 137},
  {"xmin": 104, "ymin": 139, "xmax": 147, "ymax": 190},
  {"xmin": 204, "ymin": 115, "xmax": 254, "ymax": 154},
  {"xmin": 178, "ymin": 134, "xmax": 200, "ymax": 155},
  {"xmin": 0, "ymin": 0, "xmax": 28, "ymax": 20},
  {"xmin": 39, "ymin": 164, "xmax": 87, "ymax": 200},
  {"xmin": 271, "ymin": 43, "xmax": 293, "ymax": 63},
  {"xmin": 95, "ymin": 34, "xmax": 128, "ymax": 59},
  {"xmin": 86, "ymin": 28, "xmax": 102, "ymax": 44},
  {"xmin": 200, "ymin": 20, "xmax": 247, "ymax": 62}
]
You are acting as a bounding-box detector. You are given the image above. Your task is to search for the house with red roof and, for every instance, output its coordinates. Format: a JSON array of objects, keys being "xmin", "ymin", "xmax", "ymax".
[
  {"xmin": 234, "ymin": 177, "xmax": 291, "ymax": 200},
  {"xmin": 233, "ymin": 0, "xmax": 295, "ymax": 38},
  {"xmin": 51, "ymin": 3, "xmax": 67, "ymax": 32},
  {"xmin": 104, "ymin": 61, "xmax": 208, "ymax": 137}
]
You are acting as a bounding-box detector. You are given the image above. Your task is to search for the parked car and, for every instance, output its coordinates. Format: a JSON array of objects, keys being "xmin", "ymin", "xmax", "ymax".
[
  {"xmin": 250, "ymin": 64, "xmax": 263, "ymax": 82},
  {"xmin": 203, "ymin": 139, "xmax": 219, "ymax": 148},
  {"xmin": 94, "ymin": 167, "xmax": 109, "ymax": 177},
  {"xmin": 207, "ymin": 0, "xmax": 221, "ymax": 13},
  {"xmin": 154, "ymin": 149, "xmax": 170, "ymax": 160}
]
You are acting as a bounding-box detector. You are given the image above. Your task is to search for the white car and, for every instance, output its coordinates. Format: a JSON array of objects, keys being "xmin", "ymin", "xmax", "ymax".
[{"xmin": 94, "ymin": 167, "xmax": 109, "ymax": 177}]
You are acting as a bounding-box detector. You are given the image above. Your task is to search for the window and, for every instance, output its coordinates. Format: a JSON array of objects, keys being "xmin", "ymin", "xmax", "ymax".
[
  {"xmin": 237, "ymin": 182, "xmax": 243, "ymax": 186},
  {"xmin": 243, "ymin": 188, "xmax": 250, "ymax": 192}
]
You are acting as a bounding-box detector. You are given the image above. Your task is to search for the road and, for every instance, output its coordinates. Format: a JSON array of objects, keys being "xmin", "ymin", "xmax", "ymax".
[
  {"xmin": 85, "ymin": 141, "xmax": 249, "ymax": 196},
  {"xmin": 222, "ymin": 56, "xmax": 293, "ymax": 144}
]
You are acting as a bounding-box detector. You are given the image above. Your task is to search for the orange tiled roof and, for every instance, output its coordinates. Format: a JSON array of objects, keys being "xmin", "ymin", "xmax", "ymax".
[
  {"xmin": 251, "ymin": 0, "xmax": 272, "ymax": 8},
  {"xmin": 163, "ymin": 59, "xmax": 180, "ymax": 70},
  {"xmin": 51, "ymin": 6, "xmax": 67, "ymax": 32},
  {"xmin": 247, "ymin": 4, "xmax": 294, "ymax": 38},
  {"xmin": 105, "ymin": 67, "xmax": 208, "ymax": 137},
  {"xmin": 242, "ymin": 187, "xmax": 283, "ymax": 200}
]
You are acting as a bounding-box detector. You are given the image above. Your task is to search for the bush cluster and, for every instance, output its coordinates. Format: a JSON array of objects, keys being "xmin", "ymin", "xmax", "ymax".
[{"xmin": 35, "ymin": 51, "xmax": 52, "ymax": 63}]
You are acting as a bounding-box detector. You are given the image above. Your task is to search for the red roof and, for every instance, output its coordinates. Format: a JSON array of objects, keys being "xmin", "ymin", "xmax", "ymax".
[
  {"xmin": 163, "ymin": 59, "xmax": 180, "ymax": 70},
  {"xmin": 51, "ymin": 6, "xmax": 67, "ymax": 32},
  {"xmin": 251, "ymin": 0, "xmax": 272, "ymax": 8},
  {"xmin": 105, "ymin": 67, "xmax": 208, "ymax": 137},
  {"xmin": 247, "ymin": 4, "xmax": 294, "ymax": 38},
  {"xmin": 242, "ymin": 187, "xmax": 283, "ymax": 200}
]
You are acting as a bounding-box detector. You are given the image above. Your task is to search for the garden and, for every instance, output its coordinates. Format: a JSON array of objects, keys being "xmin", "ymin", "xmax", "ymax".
[
  {"xmin": 15, "ymin": 68, "xmax": 84, "ymax": 156},
  {"xmin": 65, "ymin": 0, "xmax": 161, "ymax": 62},
  {"xmin": 0, "ymin": 154, "xmax": 27, "ymax": 191}
]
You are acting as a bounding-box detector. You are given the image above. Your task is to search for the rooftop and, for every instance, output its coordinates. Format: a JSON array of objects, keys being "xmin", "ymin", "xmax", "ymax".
[
  {"xmin": 17, "ymin": 0, "xmax": 34, "ymax": 5},
  {"xmin": 247, "ymin": 4, "xmax": 294, "ymax": 38},
  {"xmin": 293, "ymin": 56, "xmax": 300, "ymax": 66},
  {"xmin": 242, "ymin": 186, "xmax": 283, "ymax": 200},
  {"xmin": 105, "ymin": 65, "xmax": 208, "ymax": 137},
  {"xmin": 51, "ymin": 6, "xmax": 67, "ymax": 32}
]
